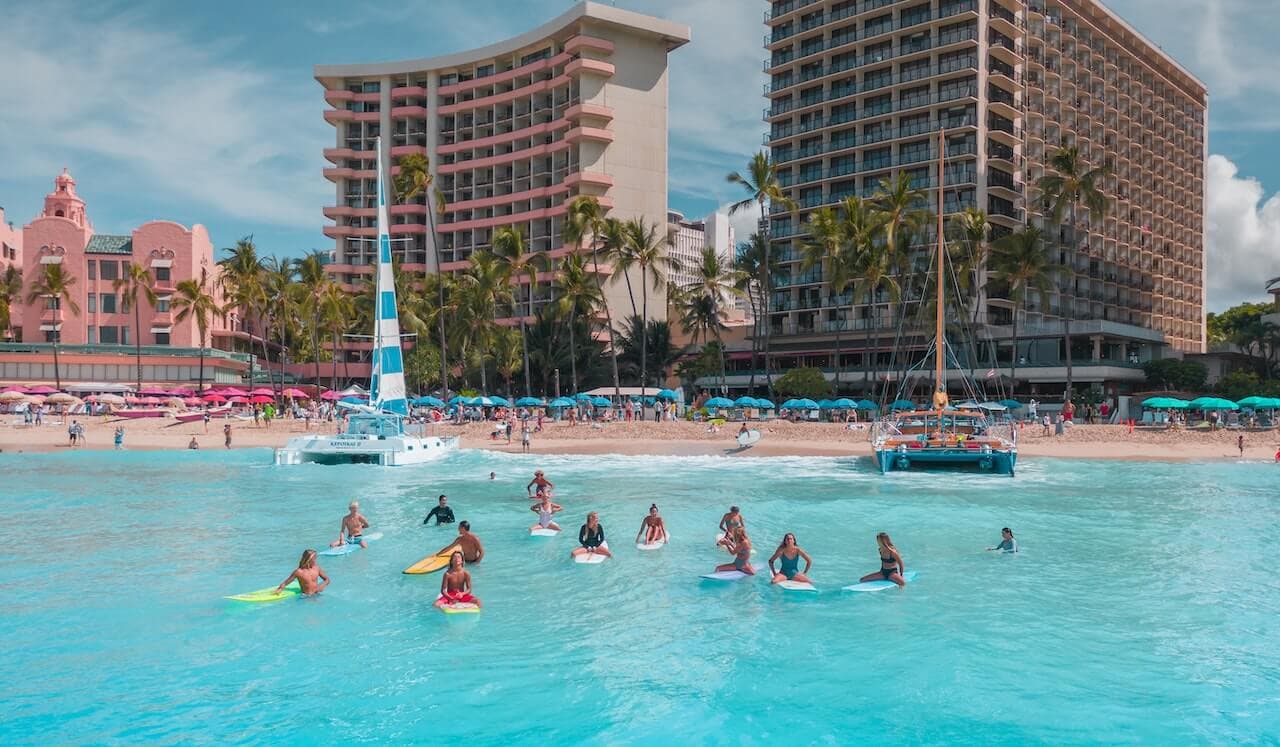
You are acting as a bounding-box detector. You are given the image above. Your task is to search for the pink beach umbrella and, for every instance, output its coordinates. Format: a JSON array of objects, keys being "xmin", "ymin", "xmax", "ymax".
[
  {"xmin": 228, "ymin": 396, "xmax": 249, "ymax": 405},
  {"xmin": 320, "ymin": 390, "xmax": 343, "ymax": 401},
  {"xmin": 140, "ymin": 396, "xmax": 163, "ymax": 406},
  {"xmin": 249, "ymin": 395, "xmax": 274, "ymax": 404},
  {"xmin": 220, "ymin": 387, "xmax": 249, "ymax": 396},
  {"xmin": 182, "ymin": 397, "xmax": 202, "ymax": 406},
  {"xmin": 138, "ymin": 387, "xmax": 169, "ymax": 397},
  {"xmin": 27, "ymin": 385, "xmax": 58, "ymax": 395},
  {"xmin": 202, "ymin": 393, "xmax": 228, "ymax": 403},
  {"xmin": 169, "ymin": 387, "xmax": 195, "ymax": 397},
  {"xmin": 282, "ymin": 387, "xmax": 309, "ymax": 398},
  {"xmin": 1, "ymin": 385, "xmax": 28, "ymax": 394},
  {"xmin": 249, "ymin": 388, "xmax": 276, "ymax": 397}
]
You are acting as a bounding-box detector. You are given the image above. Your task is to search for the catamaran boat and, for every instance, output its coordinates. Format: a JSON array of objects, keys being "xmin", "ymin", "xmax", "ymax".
[
  {"xmin": 871, "ymin": 129, "xmax": 1016, "ymax": 476},
  {"xmin": 274, "ymin": 139, "xmax": 458, "ymax": 466}
]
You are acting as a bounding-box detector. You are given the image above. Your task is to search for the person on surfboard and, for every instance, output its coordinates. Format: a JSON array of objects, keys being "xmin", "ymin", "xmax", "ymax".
[
  {"xmin": 859, "ymin": 532, "xmax": 907, "ymax": 587},
  {"xmin": 717, "ymin": 506, "xmax": 745, "ymax": 552},
  {"xmin": 635, "ymin": 504, "xmax": 668, "ymax": 545},
  {"xmin": 435, "ymin": 551, "xmax": 480, "ymax": 609},
  {"xmin": 768, "ymin": 533, "xmax": 812, "ymax": 584},
  {"xmin": 572, "ymin": 511, "xmax": 612, "ymax": 559},
  {"xmin": 277, "ymin": 549, "xmax": 329, "ymax": 596},
  {"xmin": 531, "ymin": 495, "xmax": 563, "ymax": 532},
  {"xmin": 434, "ymin": 521, "xmax": 484, "ymax": 564},
  {"xmin": 715, "ymin": 527, "xmax": 754, "ymax": 575},
  {"xmin": 331, "ymin": 501, "xmax": 370, "ymax": 548}
]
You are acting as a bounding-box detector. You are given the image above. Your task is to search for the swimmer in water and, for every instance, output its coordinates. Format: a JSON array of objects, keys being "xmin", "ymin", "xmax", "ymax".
[
  {"xmin": 714, "ymin": 526, "xmax": 754, "ymax": 575},
  {"xmin": 277, "ymin": 549, "xmax": 330, "ymax": 596},
  {"xmin": 635, "ymin": 504, "xmax": 668, "ymax": 545},
  {"xmin": 768, "ymin": 532, "xmax": 812, "ymax": 584},
  {"xmin": 435, "ymin": 551, "xmax": 480, "ymax": 609},
  {"xmin": 859, "ymin": 532, "xmax": 906, "ymax": 587},
  {"xmin": 331, "ymin": 501, "xmax": 370, "ymax": 548},
  {"xmin": 987, "ymin": 527, "xmax": 1018, "ymax": 553},
  {"xmin": 530, "ymin": 494, "xmax": 563, "ymax": 532}
]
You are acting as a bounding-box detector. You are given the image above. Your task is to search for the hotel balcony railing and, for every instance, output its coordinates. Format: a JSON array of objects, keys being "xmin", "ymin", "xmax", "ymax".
[
  {"xmin": 767, "ymin": 25, "xmax": 978, "ymax": 92},
  {"xmin": 767, "ymin": 0, "xmax": 969, "ymax": 45},
  {"xmin": 767, "ymin": 87, "xmax": 978, "ymax": 142}
]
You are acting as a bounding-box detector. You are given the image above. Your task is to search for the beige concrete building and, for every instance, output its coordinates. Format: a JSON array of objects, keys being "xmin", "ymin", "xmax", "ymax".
[
  {"xmin": 315, "ymin": 2, "xmax": 689, "ymax": 377},
  {"xmin": 757, "ymin": 0, "xmax": 1207, "ymax": 398}
]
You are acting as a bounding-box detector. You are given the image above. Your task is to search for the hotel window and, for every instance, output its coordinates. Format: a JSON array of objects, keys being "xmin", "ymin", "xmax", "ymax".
[
  {"xmin": 45, "ymin": 330, "xmax": 58, "ymax": 343},
  {"xmin": 87, "ymin": 260, "xmax": 96, "ymax": 280},
  {"xmin": 87, "ymin": 326, "xmax": 97, "ymax": 343},
  {"xmin": 156, "ymin": 297, "xmax": 171, "ymax": 312},
  {"xmin": 87, "ymin": 293, "xmax": 97, "ymax": 313},
  {"xmin": 45, "ymin": 297, "xmax": 60, "ymax": 310},
  {"xmin": 154, "ymin": 266, "xmax": 171, "ymax": 282},
  {"xmin": 101, "ymin": 294, "xmax": 117, "ymax": 314},
  {"xmin": 122, "ymin": 326, "xmax": 130, "ymax": 345},
  {"xmin": 154, "ymin": 332, "xmax": 171, "ymax": 345},
  {"xmin": 99, "ymin": 261, "xmax": 118, "ymax": 281},
  {"xmin": 99, "ymin": 326, "xmax": 119, "ymax": 344}
]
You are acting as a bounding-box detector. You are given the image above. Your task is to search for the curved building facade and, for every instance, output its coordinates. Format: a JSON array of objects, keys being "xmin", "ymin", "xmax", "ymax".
[{"xmin": 316, "ymin": 1, "xmax": 689, "ymax": 346}]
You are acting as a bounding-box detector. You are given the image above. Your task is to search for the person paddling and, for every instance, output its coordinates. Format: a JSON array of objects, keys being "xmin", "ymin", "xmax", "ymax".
[{"xmin": 277, "ymin": 549, "xmax": 329, "ymax": 596}]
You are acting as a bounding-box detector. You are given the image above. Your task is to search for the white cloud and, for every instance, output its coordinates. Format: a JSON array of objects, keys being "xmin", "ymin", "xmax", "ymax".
[
  {"xmin": 0, "ymin": 5, "xmax": 328, "ymax": 231},
  {"xmin": 1205, "ymin": 154, "xmax": 1280, "ymax": 310}
]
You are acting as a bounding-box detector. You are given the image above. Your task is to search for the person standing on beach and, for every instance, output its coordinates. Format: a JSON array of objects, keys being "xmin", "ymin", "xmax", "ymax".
[
  {"xmin": 68, "ymin": 420, "xmax": 78, "ymax": 447},
  {"xmin": 1028, "ymin": 399, "xmax": 1038, "ymax": 422},
  {"xmin": 1238, "ymin": 434, "xmax": 1244, "ymax": 457},
  {"xmin": 114, "ymin": 426, "xmax": 124, "ymax": 450},
  {"xmin": 1041, "ymin": 413, "xmax": 1051, "ymax": 436},
  {"xmin": 223, "ymin": 422, "xmax": 233, "ymax": 449},
  {"xmin": 521, "ymin": 420, "xmax": 531, "ymax": 453},
  {"xmin": 203, "ymin": 411, "xmax": 210, "ymax": 434}
]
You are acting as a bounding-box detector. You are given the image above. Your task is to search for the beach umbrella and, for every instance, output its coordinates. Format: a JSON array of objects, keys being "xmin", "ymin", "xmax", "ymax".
[
  {"xmin": 282, "ymin": 387, "xmax": 309, "ymax": 398},
  {"xmin": 488, "ymin": 396, "xmax": 511, "ymax": 407},
  {"xmin": 447, "ymin": 395, "xmax": 468, "ymax": 405},
  {"xmin": 250, "ymin": 395, "xmax": 275, "ymax": 404},
  {"xmin": 856, "ymin": 399, "xmax": 879, "ymax": 410},
  {"xmin": 734, "ymin": 396, "xmax": 758, "ymax": 407},
  {"xmin": 202, "ymin": 393, "xmax": 228, "ymax": 403},
  {"xmin": 791, "ymin": 398, "xmax": 820, "ymax": 410},
  {"xmin": 591, "ymin": 396, "xmax": 612, "ymax": 408},
  {"xmin": 250, "ymin": 388, "xmax": 275, "ymax": 397},
  {"xmin": 45, "ymin": 392, "xmax": 80, "ymax": 404},
  {"xmin": 26, "ymin": 385, "xmax": 58, "ymax": 395},
  {"xmin": 26, "ymin": 395, "xmax": 46, "ymax": 405},
  {"xmin": 817, "ymin": 398, "xmax": 835, "ymax": 409},
  {"xmin": 1141, "ymin": 396, "xmax": 1173, "ymax": 407},
  {"xmin": 165, "ymin": 396, "xmax": 187, "ymax": 408},
  {"xmin": 96, "ymin": 393, "xmax": 127, "ymax": 405},
  {"xmin": 140, "ymin": 396, "xmax": 162, "ymax": 405},
  {"xmin": 0, "ymin": 385, "xmax": 27, "ymax": 394},
  {"xmin": 137, "ymin": 387, "xmax": 169, "ymax": 396},
  {"xmin": 574, "ymin": 392, "xmax": 592, "ymax": 401},
  {"xmin": 657, "ymin": 389, "xmax": 678, "ymax": 401},
  {"xmin": 704, "ymin": 396, "xmax": 734, "ymax": 409},
  {"xmin": 0, "ymin": 391, "xmax": 28, "ymax": 403},
  {"xmin": 830, "ymin": 397, "xmax": 856, "ymax": 409},
  {"xmin": 468, "ymin": 396, "xmax": 495, "ymax": 407},
  {"xmin": 548, "ymin": 397, "xmax": 575, "ymax": 408},
  {"xmin": 779, "ymin": 398, "xmax": 798, "ymax": 409},
  {"xmin": 1188, "ymin": 396, "xmax": 1237, "ymax": 410},
  {"xmin": 998, "ymin": 399, "xmax": 1023, "ymax": 409},
  {"xmin": 167, "ymin": 387, "xmax": 194, "ymax": 397},
  {"xmin": 221, "ymin": 387, "xmax": 249, "ymax": 397},
  {"xmin": 413, "ymin": 395, "xmax": 445, "ymax": 407},
  {"xmin": 890, "ymin": 399, "xmax": 915, "ymax": 410},
  {"xmin": 228, "ymin": 396, "xmax": 249, "ymax": 405},
  {"xmin": 515, "ymin": 396, "xmax": 544, "ymax": 407},
  {"xmin": 754, "ymin": 398, "xmax": 775, "ymax": 409},
  {"xmin": 182, "ymin": 397, "xmax": 202, "ymax": 406},
  {"xmin": 320, "ymin": 390, "xmax": 343, "ymax": 401}
]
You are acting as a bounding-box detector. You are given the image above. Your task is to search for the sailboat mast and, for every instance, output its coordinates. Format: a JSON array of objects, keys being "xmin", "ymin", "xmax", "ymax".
[{"xmin": 935, "ymin": 127, "xmax": 945, "ymax": 405}]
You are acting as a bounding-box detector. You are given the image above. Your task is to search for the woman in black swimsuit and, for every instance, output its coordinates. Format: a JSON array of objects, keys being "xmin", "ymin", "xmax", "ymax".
[
  {"xmin": 572, "ymin": 511, "xmax": 612, "ymax": 558},
  {"xmin": 859, "ymin": 532, "xmax": 906, "ymax": 587}
]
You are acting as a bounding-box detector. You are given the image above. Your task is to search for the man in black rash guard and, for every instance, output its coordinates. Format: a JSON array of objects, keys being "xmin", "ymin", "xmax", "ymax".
[{"xmin": 423, "ymin": 495, "xmax": 455, "ymax": 525}]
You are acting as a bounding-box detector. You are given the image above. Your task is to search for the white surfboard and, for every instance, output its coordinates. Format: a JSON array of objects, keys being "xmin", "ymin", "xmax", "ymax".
[
  {"xmin": 529, "ymin": 527, "xmax": 560, "ymax": 537},
  {"xmin": 700, "ymin": 570, "xmax": 755, "ymax": 581},
  {"xmin": 842, "ymin": 570, "xmax": 917, "ymax": 592},
  {"xmin": 777, "ymin": 579, "xmax": 818, "ymax": 593},
  {"xmin": 573, "ymin": 541, "xmax": 609, "ymax": 564},
  {"xmin": 736, "ymin": 429, "xmax": 761, "ymax": 447}
]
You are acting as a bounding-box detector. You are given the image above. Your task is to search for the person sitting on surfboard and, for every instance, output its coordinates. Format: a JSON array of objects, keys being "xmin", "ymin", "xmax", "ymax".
[
  {"xmin": 435, "ymin": 551, "xmax": 480, "ymax": 609},
  {"xmin": 527, "ymin": 470, "xmax": 553, "ymax": 499},
  {"xmin": 423, "ymin": 495, "xmax": 455, "ymax": 525},
  {"xmin": 331, "ymin": 501, "xmax": 370, "ymax": 548},
  {"xmin": 434, "ymin": 521, "xmax": 484, "ymax": 564},
  {"xmin": 530, "ymin": 495, "xmax": 563, "ymax": 532},
  {"xmin": 715, "ymin": 527, "xmax": 753, "ymax": 575},
  {"xmin": 573, "ymin": 511, "xmax": 612, "ymax": 558},
  {"xmin": 277, "ymin": 549, "xmax": 329, "ymax": 596},
  {"xmin": 768, "ymin": 533, "xmax": 812, "ymax": 585},
  {"xmin": 859, "ymin": 532, "xmax": 907, "ymax": 587},
  {"xmin": 716, "ymin": 506, "xmax": 745, "ymax": 552},
  {"xmin": 987, "ymin": 527, "xmax": 1018, "ymax": 553},
  {"xmin": 635, "ymin": 504, "xmax": 668, "ymax": 545}
]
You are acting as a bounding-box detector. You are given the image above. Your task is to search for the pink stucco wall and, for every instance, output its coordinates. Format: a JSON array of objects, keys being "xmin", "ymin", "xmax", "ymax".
[{"xmin": 0, "ymin": 206, "xmax": 22, "ymax": 338}]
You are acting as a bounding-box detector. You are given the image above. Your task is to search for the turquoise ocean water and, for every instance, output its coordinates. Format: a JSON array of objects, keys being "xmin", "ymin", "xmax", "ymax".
[{"xmin": 2, "ymin": 448, "xmax": 1278, "ymax": 744}]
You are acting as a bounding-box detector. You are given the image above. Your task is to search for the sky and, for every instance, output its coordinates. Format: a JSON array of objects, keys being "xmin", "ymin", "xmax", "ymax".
[{"xmin": 0, "ymin": 0, "xmax": 1277, "ymax": 311}]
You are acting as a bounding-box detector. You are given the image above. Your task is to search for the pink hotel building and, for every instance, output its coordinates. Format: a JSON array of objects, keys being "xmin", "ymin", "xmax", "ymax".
[
  {"xmin": 315, "ymin": 1, "xmax": 690, "ymax": 372},
  {"xmin": 0, "ymin": 170, "xmax": 246, "ymax": 386}
]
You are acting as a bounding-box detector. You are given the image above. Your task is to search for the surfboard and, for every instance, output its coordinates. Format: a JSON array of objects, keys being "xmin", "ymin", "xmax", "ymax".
[
  {"xmin": 319, "ymin": 532, "xmax": 383, "ymax": 556},
  {"xmin": 404, "ymin": 545, "xmax": 459, "ymax": 575},
  {"xmin": 573, "ymin": 541, "xmax": 609, "ymax": 564},
  {"xmin": 227, "ymin": 579, "xmax": 300, "ymax": 603},
  {"xmin": 777, "ymin": 579, "xmax": 818, "ymax": 593},
  {"xmin": 842, "ymin": 570, "xmax": 918, "ymax": 592},
  {"xmin": 437, "ymin": 598, "xmax": 480, "ymax": 614},
  {"xmin": 736, "ymin": 429, "xmax": 761, "ymax": 447},
  {"xmin": 530, "ymin": 527, "xmax": 560, "ymax": 537},
  {"xmin": 700, "ymin": 570, "xmax": 755, "ymax": 581}
]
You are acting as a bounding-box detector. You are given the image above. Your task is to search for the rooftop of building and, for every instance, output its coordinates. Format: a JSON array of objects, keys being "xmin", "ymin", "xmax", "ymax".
[
  {"xmin": 84, "ymin": 235, "xmax": 134, "ymax": 255},
  {"xmin": 314, "ymin": 1, "xmax": 690, "ymax": 82}
]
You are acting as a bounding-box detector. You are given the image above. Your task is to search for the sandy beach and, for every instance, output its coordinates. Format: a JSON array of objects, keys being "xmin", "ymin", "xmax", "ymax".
[{"xmin": 2, "ymin": 413, "xmax": 1277, "ymax": 462}]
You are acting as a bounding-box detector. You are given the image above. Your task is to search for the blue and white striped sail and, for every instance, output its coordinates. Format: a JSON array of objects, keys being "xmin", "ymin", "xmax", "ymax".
[{"xmin": 369, "ymin": 138, "xmax": 409, "ymax": 416}]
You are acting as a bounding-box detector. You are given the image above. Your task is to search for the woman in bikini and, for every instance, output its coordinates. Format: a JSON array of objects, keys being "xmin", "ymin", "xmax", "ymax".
[
  {"xmin": 435, "ymin": 551, "xmax": 480, "ymax": 608},
  {"xmin": 635, "ymin": 504, "xmax": 668, "ymax": 545},
  {"xmin": 716, "ymin": 506, "xmax": 745, "ymax": 552},
  {"xmin": 715, "ymin": 526, "xmax": 754, "ymax": 575},
  {"xmin": 768, "ymin": 532, "xmax": 812, "ymax": 584},
  {"xmin": 859, "ymin": 531, "xmax": 906, "ymax": 587}
]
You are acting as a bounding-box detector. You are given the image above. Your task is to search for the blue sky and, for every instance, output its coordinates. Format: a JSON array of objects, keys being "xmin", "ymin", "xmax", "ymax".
[{"xmin": 1, "ymin": 0, "xmax": 1277, "ymax": 310}]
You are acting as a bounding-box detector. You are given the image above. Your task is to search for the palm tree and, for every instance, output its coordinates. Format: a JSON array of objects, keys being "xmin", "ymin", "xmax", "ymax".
[
  {"xmin": 172, "ymin": 267, "xmax": 224, "ymax": 393},
  {"xmin": 554, "ymin": 252, "xmax": 603, "ymax": 393},
  {"xmin": 564, "ymin": 197, "xmax": 622, "ymax": 400},
  {"xmin": 1036, "ymin": 145, "xmax": 1111, "ymax": 401},
  {"xmin": 492, "ymin": 226, "xmax": 542, "ymax": 396},
  {"xmin": 948, "ymin": 207, "xmax": 990, "ymax": 327},
  {"xmin": 676, "ymin": 284, "xmax": 730, "ymax": 392},
  {"xmin": 727, "ymin": 151, "xmax": 794, "ymax": 396},
  {"xmin": 114, "ymin": 262, "xmax": 158, "ymax": 393},
  {"xmin": 461, "ymin": 251, "xmax": 512, "ymax": 393},
  {"xmin": 989, "ymin": 226, "xmax": 1058, "ymax": 386},
  {"xmin": 616, "ymin": 218, "xmax": 675, "ymax": 391},
  {"xmin": 261, "ymin": 256, "xmax": 297, "ymax": 398},
  {"xmin": 217, "ymin": 236, "xmax": 266, "ymax": 389},
  {"xmin": 318, "ymin": 282, "xmax": 354, "ymax": 392},
  {"xmin": 872, "ymin": 172, "xmax": 929, "ymax": 264},
  {"xmin": 802, "ymin": 204, "xmax": 854, "ymax": 391},
  {"xmin": 395, "ymin": 151, "xmax": 451, "ymax": 396},
  {"xmin": 26, "ymin": 263, "xmax": 80, "ymax": 389},
  {"xmin": 733, "ymin": 232, "xmax": 778, "ymax": 394},
  {"xmin": 490, "ymin": 326, "xmax": 523, "ymax": 398},
  {"xmin": 295, "ymin": 250, "xmax": 330, "ymax": 391},
  {"xmin": 0, "ymin": 264, "xmax": 23, "ymax": 340}
]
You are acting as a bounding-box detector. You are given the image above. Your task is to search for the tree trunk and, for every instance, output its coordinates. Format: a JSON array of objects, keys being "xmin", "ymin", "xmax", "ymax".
[
  {"xmin": 1064, "ymin": 205, "xmax": 1076, "ymax": 402},
  {"xmin": 587, "ymin": 238, "xmax": 622, "ymax": 403},
  {"xmin": 717, "ymin": 331, "xmax": 727, "ymax": 393},
  {"xmin": 759, "ymin": 200, "xmax": 774, "ymax": 398},
  {"xmin": 1010, "ymin": 296, "xmax": 1020, "ymax": 391},
  {"xmin": 520, "ymin": 317, "xmax": 531, "ymax": 397},
  {"xmin": 331, "ymin": 329, "xmax": 339, "ymax": 392},
  {"xmin": 312, "ymin": 313, "xmax": 321, "ymax": 391},
  {"xmin": 134, "ymin": 300, "xmax": 143, "ymax": 392},
  {"xmin": 246, "ymin": 320, "xmax": 256, "ymax": 391},
  {"xmin": 640, "ymin": 270, "xmax": 649, "ymax": 392},
  {"xmin": 833, "ymin": 311, "xmax": 843, "ymax": 395},
  {"xmin": 52, "ymin": 308, "xmax": 62, "ymax": 389},
  {"xmin": 567, "ymin": 313, "xmax": 578, "ymax": 394},
  {"xmin": 746, "ymin": 286, "xmax": 759, "ymax": 395},
  {"xmin": 197, "ymin": 331, "xmax": 207, "ymax": 393}
]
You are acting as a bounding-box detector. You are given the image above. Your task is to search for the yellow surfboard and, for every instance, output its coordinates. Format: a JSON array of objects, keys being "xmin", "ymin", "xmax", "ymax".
[{"xmin": 403, "ymin": 544, "xmax": 459, "ymax": 575}]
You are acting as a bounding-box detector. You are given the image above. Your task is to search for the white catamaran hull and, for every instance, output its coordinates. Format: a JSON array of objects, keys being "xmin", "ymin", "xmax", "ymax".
[{"xmin": 274, "ymin": 433, "xmax": 459, "ymax": 466}]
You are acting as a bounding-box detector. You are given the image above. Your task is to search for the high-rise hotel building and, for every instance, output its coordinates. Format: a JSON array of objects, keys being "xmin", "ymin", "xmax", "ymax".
[
  {"xmin": 761, "ymin": 0, "xmax": 1207, "ymax": 394},
  {"xmin": 315, "ymin": 1, "xmax": 689, "ymax": 366}
]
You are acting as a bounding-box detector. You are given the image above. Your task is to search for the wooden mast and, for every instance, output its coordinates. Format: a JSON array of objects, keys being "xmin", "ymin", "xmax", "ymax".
[{"xmin": 934, "ymin": 127, "xmax": 946, "ymax": 415}]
